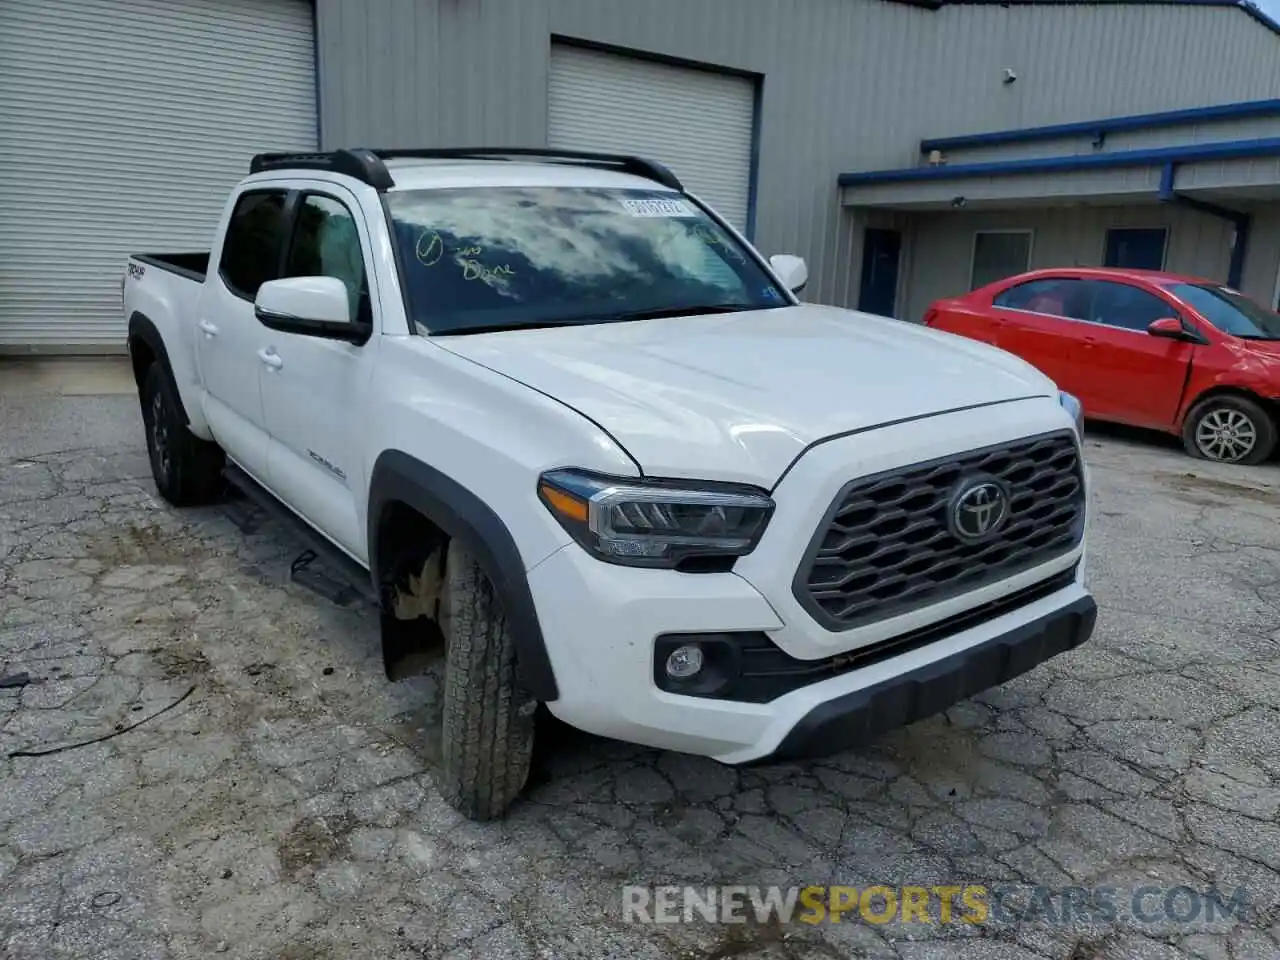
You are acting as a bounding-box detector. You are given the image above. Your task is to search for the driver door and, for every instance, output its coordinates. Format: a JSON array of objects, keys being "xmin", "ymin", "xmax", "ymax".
[
  {"xmin": 1079, "ymin": 279, "xmax": 1194, "ymax": 430},
  {"xmin": 258, "ymin": 186, "xmax": 378, "ymax": 562}
]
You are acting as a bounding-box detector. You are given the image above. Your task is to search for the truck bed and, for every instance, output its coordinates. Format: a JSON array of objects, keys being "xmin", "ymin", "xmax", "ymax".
[{"xmin": 133, "ymin": 252, "xmax": 210, "ymax": 283}]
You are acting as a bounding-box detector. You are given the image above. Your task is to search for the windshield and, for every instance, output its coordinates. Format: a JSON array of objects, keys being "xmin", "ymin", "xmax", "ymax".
[
  {"xmin": 1167, "ymin": 283, "xmax": 1280, "ymax": 340},
  {"xmin": 383, "ymin": 186, "xmax": 789, "ymax": 335}
]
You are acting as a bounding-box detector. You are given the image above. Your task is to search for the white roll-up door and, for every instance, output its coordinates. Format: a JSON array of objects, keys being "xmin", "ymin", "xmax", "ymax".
[
  {"xmin": 548, "ymin": 44, "xmax": 756, "ymax": 231},
  {"xmin": 0, "ymin": 0, "xmax": 317, "ymax": 352}
]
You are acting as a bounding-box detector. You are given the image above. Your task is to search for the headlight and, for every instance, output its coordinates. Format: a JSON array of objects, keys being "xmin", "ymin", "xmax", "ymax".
[
  {"xmin": 1059, "ymin": 391, "xmax": 1084, "ymax": 436},
  {"xmin": 537, "ymin": 469, "xmax": 774, "ymax": 569}
]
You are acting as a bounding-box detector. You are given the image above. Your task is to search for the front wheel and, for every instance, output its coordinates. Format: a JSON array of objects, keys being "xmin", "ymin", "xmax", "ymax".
[
  {"xmin": 1181, "ymin": 395, "xmax": 1277, "ymax": 465},
  {"xmin": 437, "ymin": 540, "xmax": 537, "ymax": 820}
]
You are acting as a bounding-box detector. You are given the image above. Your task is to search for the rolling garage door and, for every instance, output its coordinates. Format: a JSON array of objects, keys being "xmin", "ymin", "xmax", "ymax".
[
  {"xmin": 548, "ymin": 44, "xmax": 755, "ymax": 231},
  {"xmin": 0, "ymin": 0, "xmax": 316, "ymax": 351}
]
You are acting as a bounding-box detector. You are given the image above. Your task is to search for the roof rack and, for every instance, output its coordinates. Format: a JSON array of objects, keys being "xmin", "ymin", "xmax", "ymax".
[
  {"xmin": 248, "ymin": 147, "xmax": 684, "ymax": 193},
  {"xmin": 249, "ymin": 149, "xmax": 395, "ymax": 189}
]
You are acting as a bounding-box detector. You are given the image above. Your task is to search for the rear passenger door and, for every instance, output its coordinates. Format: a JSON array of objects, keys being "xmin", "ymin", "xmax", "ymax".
[
  {"xmin": 989, "ymin": 277, "xmax": 1093, "ymax": 397},
  {"xmin": 1078, "ymin": 279, "xmax": 1194, "ymax": 429},
  {"xmin": 196, "ymin": 188, "xmax": 288, "ymax": 484}
]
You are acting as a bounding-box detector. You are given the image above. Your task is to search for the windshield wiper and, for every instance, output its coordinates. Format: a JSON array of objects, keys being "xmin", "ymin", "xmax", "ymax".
[
  {"xmin": 432, "ymin": 302, "xmax": 769, "ymax": 336},
  {"xmin": 433, "ymin": 319, "xmax": 584, "ymax": 336},
  {"xmin": 595, "ymin": 303, "xmax": 766, "ymax": 324}
]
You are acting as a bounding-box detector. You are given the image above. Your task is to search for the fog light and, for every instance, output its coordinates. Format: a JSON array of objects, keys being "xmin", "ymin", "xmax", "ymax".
[{"xmin": 665, "ymin": 644, "xmax": 704, "ymax": 679}]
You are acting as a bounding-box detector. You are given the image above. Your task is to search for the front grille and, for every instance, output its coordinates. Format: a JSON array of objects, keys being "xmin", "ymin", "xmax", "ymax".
[{"xmin": 793, "ymin": 430, "xmax": 1084, "ymax": 632}]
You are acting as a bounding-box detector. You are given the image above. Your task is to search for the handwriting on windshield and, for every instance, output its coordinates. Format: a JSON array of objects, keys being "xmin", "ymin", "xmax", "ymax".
[
  {"xmin": 462, "ymin": 260, "xmax": 515, "ymax": 282},
  {"xmin": 416, "ymin": 231, "xmax": 516, "ymax": 280},
  {"xmin": 416, "ymin": 231, "xmax": 444, "ymax": 266}
]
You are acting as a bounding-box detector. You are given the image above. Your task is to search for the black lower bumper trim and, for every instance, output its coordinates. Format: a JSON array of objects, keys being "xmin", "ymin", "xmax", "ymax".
[{"xmin": 757, "ymin": 594, "xmax": 1097, "ymax": 763}]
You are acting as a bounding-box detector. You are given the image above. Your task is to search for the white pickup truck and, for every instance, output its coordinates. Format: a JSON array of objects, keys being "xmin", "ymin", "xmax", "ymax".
[{"xmin": 123, "ymin": 147, "xmax": 1095, "ymax": 820}]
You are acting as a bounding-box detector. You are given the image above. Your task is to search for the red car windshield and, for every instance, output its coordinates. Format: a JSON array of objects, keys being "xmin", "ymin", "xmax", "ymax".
[{"xmin": 1168, "ymin": 283, "xmax": 1280, "ymax": 341}]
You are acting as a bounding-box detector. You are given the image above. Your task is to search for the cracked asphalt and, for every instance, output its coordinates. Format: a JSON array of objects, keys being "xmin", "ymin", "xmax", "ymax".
[{"xmin": 2, "ymin": 384, "xmax": 1279, "ymax": 960}]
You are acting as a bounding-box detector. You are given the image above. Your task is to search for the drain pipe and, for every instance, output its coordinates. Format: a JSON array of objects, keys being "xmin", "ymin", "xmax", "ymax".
[{"xmin": 1159, "ymin": 162, "xmax": 1251, "ymax": 289}]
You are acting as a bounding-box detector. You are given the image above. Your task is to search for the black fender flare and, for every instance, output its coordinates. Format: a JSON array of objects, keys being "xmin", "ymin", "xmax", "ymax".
[
  {"xmin": 126, "ymin": 311, "xmax": 191, "ymax": 423},
  {"xmin": 367, "ymin": 450, "xmax": 559, "ymax": 702}
]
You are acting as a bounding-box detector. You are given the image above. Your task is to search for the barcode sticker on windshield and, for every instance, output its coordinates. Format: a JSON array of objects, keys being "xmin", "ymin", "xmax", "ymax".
[{"xmin": 619, "ymin": 197, "xmax": 696, "ymax": 218}]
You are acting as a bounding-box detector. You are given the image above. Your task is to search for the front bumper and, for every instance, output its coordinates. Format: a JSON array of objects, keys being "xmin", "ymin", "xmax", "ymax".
[
  {"xmin": 761, "ymin": 594, "xmax": 1096, "ymax": 762},
  {"xmin": 528, "ymin": 396, "xmax": 1093, "ymax": 764},
  {"xmin": 529, "ymin": 538, "xmax": 1092, "ymax": 764}
]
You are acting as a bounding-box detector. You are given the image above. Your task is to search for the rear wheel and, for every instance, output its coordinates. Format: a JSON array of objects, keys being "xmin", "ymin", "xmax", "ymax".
[
  {"xmin": 141, "ymin": 363, "xmax": 225, "ymax": 505},
  {"xmin": 1181, "ymin": 394, "xmax": 1277, "ymax": 465},
  {"xmin": 437, "ymin": 540, "xmax": 537, "ymax": 820}
]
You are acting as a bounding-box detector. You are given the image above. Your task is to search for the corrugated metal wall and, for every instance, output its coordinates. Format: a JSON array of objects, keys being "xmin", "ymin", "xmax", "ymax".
[
  {"xmin": 923, "ymin": 4, "xmax": 1280, "ymax": 145},
  {"xmin": 1243, "ymin": 208, "xmax": 1280, "ymax": 309},
  {"xmin": 902, "ymin": 203, "xmax": 1259, "ymax": 322},
  {"xmin": 315, "ymin": 0, "xmax": 1280, "ymax": 309}
]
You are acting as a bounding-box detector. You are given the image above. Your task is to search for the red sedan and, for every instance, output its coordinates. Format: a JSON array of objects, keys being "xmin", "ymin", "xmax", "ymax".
[{"xmin": 924, "ymin": 267, "xmax": 1280, "ymax": 465}]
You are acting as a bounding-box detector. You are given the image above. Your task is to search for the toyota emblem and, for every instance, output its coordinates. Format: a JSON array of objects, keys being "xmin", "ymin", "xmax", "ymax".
[{"xmin": 948, "ymin": 479, "xmax": 1010, "ymax": 543}]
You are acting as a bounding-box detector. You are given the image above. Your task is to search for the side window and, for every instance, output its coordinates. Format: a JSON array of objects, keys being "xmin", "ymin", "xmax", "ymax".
[
  {"xmin": 1088, "ymin": 281, "xmax": 1172, "ymax": 331},
  {"xmin": 283, "ymin": 194, "xmax": 369, "ymax": 324},
  {"xmin": 219, "ymin": 191, "xmax": 288, "ymax": 299},
  {"xmin": 970, "ymin": 230, "xmax": 1032, "ymax": 290},
  {"xmin": 995, "ymin": 278, "xmax": 1071, "ymax": 316},
  {"xmin": 994, "ymin": 278, "xmax": 1093, "ymax": 320}
]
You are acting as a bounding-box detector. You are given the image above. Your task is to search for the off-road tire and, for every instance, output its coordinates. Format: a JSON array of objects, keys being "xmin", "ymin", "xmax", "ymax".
[
  {"xmin": 141, "ymin": 363, "xmax": 225, "ymax": 506},
  {"xmin": 1181, "ymin": 394, "xmax": 1277, "ymax": 466},
  {"xmin": 438, "ymin": 540, "xmax": 536, "ymax": 820}
]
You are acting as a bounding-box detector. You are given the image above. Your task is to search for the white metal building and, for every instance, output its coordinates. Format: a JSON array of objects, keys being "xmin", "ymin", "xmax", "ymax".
[{"xmin": 2, "ymin": 0, "xmax": 1279, "ymax": 351}]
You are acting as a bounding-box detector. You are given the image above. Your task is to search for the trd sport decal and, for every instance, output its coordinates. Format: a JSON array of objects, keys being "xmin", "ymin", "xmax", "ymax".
[{"xmin": 307, "ymin": 450, "xmax": 347, "ymax": 482}]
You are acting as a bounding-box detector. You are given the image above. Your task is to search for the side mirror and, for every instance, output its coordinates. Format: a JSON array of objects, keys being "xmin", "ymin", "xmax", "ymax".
[
  {"xmin": 1147, "ymin": 317, "xmax": 1186, "ymax": 340},
  {"xmin": 254, "ymin": 277, "xmax": 369, "ymax": 344},
  {"xmin": 769, "ymin": 254, "xmax": 809, "ymax": 295}
]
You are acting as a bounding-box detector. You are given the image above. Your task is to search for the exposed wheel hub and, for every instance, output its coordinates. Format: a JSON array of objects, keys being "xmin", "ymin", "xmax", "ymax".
[{"xmin": 150, "ymin": 391, "xmax": 171, "ymax": 480}]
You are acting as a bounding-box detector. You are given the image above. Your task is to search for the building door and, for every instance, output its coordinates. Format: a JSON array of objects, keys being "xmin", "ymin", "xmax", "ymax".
[
  {"xmin": 1104, "ymin": 228, "xmax": 1167, "ymax": 271},
  {"xmin": 547, "ymin": 44, "xmax": 756, "ymax": 233},
  {"xmin": 857, "ymin": 229, "xmax": 902, "ymax": 317},
  {"xmin": 0, "ymin": 0, "xmax": 316, "ymax": 351}
]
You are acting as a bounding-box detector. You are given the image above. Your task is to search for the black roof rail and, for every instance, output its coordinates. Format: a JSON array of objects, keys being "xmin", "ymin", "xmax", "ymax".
[
  {"xmin": 248, "ymin": 146, "xmax": 683, "ymax": 193},
  {"xmin": 249, "ymin": 148, "xmax": 395, "ymax": 190}
]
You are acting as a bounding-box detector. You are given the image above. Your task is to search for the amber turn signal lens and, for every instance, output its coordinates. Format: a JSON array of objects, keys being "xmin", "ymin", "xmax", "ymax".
[{"xmin": 538, "ymin": 482, "xmax": 589, "ymax": 522}]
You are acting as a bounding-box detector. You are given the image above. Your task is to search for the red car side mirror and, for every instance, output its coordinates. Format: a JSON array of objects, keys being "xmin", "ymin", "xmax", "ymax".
[{"xmin": 1147, "ymin": 317, "xmax": 1186, "ymax": 339}]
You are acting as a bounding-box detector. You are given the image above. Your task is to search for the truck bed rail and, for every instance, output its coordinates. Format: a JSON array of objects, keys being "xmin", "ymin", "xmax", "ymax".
[{"xmin": 132, "ymin": 252, "xmax": 209, "ymax": 284}]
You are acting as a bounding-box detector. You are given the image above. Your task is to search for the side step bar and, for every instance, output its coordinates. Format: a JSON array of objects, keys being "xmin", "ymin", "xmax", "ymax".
[{"xmin": 222, "ymin": 464, "xmax": 378, "ymax": 607}]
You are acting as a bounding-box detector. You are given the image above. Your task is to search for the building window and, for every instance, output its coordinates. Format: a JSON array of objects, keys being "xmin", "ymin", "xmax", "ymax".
[
  {"xmin": 1104, "ymin": 227, "xmax": 1167, "ymax": 271},
  {"xmin": 971, "ymin": 230, "xmax": 1032, "ymax": 290}
]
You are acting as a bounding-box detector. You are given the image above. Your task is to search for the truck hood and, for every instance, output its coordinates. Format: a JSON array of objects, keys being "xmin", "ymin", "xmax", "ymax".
[{"xmin": 439, "ymin": 304, "xmax": 1057, "ymax": 485}]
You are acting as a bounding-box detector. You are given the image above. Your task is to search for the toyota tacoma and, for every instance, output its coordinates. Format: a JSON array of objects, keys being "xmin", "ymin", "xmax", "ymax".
[{"xmin": 123, "ymin": 147, "xmax": 1095, "ymax": 820}]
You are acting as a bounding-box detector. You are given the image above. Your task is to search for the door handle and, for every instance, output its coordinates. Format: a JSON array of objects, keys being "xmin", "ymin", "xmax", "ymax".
[
  {"xmin": 257, "ymin": 347, "xmax": 283, "ymax": 370},
  {"xmin": 198, "ymin": 320, "xmax": 218, "ymax": 337}
]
